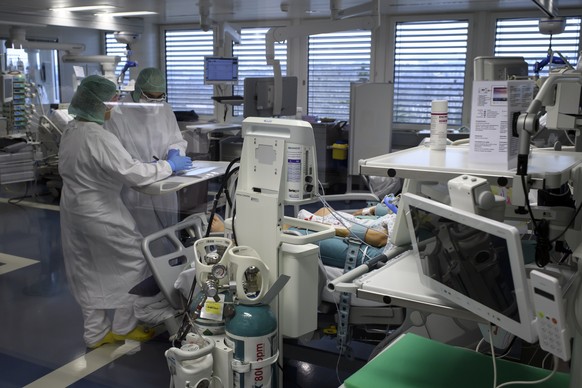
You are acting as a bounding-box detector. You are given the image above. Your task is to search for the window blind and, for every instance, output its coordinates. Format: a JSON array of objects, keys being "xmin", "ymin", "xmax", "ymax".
[
  {"xmin": 164, "ymin": 29, "xmax": 214, "ymax": 114},
  {"xmin": 308, "ymin": 30, "xmax": 371, "ymax": 121},
  {"xmin": 393, "ymin": 20, "xmax": 469, "ymax": 127},
  {"xmin": 495, "ymin": 17, "xmax": 581, "ymax": 76}
]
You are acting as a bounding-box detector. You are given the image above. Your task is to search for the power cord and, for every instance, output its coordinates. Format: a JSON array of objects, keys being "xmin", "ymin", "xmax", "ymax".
[
  {"xmin": 494, "ymin": 353, "xmax": 558, "ymax": 388},
  {"xmin": 489, "ymin": 326, "xmax": 498, "ymax": 388},
  {"xmin": 475, "ymin": 336, "xmax": 516, "ymax": 359},
  {"xmin": 534, "ymin": 219, "xmax": 551, "ymax": 267},
  {"xmin": 328, "ymin": 265, "xmax": 347, "ymax": 387},
  {"xmin": 487, "ymin": 323, "xmax": 560, "ymax": 388},
  {"xmin": 205, "ymin": 158, "xmax": 240, "ymax": 238},
  {"xmin": 520, "ymin": 174, "xmax": 553, "ymax": 267},
  {"xmin": 7, "ymin": 181, "xmax": 30, "ymax": 204}
]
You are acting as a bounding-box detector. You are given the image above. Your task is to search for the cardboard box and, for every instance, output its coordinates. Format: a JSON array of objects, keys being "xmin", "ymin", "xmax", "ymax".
[{"xmin": 469, "ymin": 80, "xmax": 535, "ymax": 170}]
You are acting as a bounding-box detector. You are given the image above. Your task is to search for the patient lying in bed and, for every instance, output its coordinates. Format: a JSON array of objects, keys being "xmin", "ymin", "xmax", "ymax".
[
  {"xmin": 294, "ymin": 208, "xmax": 388, "ymax": 247},
  {"xmin": 293, "ymin": 197, "xmax": 398, "ymax": 250},
  {"xmin": 138, "ymin": 198, "xmax": 401, "ymax": 327},
  {"xmin": 289, "ymin": 199, "xmax": 404, "ymax": 321}
]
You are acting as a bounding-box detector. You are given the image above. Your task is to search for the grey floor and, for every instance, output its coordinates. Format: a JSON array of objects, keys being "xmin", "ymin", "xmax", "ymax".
[{"xmin": 0, "ymin": 195, "xmax": 373, "ymax": 388}]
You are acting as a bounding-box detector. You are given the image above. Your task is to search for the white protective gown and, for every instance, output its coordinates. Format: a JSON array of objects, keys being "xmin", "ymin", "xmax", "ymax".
[
  {"xmin": 104, "ymin": 96, "xmax": 188, "ymax": 237},
  {"xmin": 59, "ymin": 120, "xmax": 173, "ymax": 309}
]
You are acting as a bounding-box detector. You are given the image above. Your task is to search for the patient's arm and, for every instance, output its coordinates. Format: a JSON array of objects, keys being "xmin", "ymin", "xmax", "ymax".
[{"xmin": 305, "ymin": 207, "xmax": 388, "ymax": 247}]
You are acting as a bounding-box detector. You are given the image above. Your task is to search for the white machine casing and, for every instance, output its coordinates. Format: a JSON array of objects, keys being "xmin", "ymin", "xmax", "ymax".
[
  {"xmin": 278, "ymin": 242, "xmax": 321, "ymax": 337},
  {"xmin": 165, "ymin": 334, "xmax": 214, "ymax": 388},
  {"xmin": 448, "ymin": 175, "xmax": 505, "ymax": 221},
  {"xmin": 231, "ymin": 117, "xmax": 335, "ymax": 339},
  {"xmin": 193, "ymin": 237, "xmax": 234, "ymax": 287},
  {"xmin": 530, "ymin": 269, "xmax": 572, "ymax": 361},
  {"xmin": 237, "ymin": 117, "xmax": 317, "ymax": 203},
  {"xmin": 543, "ymin": 69, "xmax": 582, "ymax": 132},
  {"xmin": 226, "ymin": 245, "xmax": 270, "ymax": 305}
]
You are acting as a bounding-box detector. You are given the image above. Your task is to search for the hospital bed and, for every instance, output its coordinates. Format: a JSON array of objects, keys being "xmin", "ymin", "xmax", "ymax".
[{"xmin": 141, "ymin": 191, "xmax": 406, "ymax": 355}]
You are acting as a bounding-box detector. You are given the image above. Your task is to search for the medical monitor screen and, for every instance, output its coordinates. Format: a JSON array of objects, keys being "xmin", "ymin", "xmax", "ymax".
[
  {"xmin": 403, "ymin": 193, "xmax": 536, "ymax": 342},
  {"xmin": 0, "ymin": 75, "xmax": 13, "ymax": 103},
  {"xmin": 243, "ymin": 76, "xmax": 298, "ymax": 118},
  {"xmin": 204, "ymin": 56, "xmax": 238, "ymax": 85}
]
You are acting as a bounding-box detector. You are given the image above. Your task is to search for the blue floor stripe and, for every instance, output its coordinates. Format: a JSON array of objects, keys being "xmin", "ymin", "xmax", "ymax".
[{"xmin": 0, "ymin": 352, "xmax": 53, "ymax": 388}]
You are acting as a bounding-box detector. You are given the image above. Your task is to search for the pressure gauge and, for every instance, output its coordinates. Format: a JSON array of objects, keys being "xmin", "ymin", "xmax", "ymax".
[
  {"xmin": 205, "ymin": 251, "xmax": 221, "ymax": 265},
  {"xmin": 211, "ymin": 264, "xmax": 227, "ymax": 279}
]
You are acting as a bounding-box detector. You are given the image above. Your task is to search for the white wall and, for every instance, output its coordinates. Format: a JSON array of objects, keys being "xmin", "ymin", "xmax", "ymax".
[{"xmin": 130, "ymin": 22, "xmax": 160, "ymax": 76}]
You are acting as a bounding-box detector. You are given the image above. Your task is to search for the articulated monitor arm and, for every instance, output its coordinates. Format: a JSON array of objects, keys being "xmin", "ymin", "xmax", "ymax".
[
  {"xmin": 516, "ymin": 69, "xmax": 582, "ymax": 176},
  {"xmin": 516, "ymin": 100, "xmax": 544, "ymax": 176}
]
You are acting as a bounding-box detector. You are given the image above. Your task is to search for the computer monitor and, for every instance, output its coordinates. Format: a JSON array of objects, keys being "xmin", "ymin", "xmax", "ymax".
[
  {"xmin": 473, "ymin": 56, "xmax": 529, "ymax": 81},
  {"xmin": 243, "ymin": 76, "xmax": 298, "ymax": 118},
  {"xmin": 204, "ymin": 56, "xmax": 239, "ymax": 85},
  {"xmin": 0, "ymin": 74, "xmax": 13, "ymax": 103},
  {"xmin": 402, "ymin": 192, "xmax": 537, "ymax": 343}
]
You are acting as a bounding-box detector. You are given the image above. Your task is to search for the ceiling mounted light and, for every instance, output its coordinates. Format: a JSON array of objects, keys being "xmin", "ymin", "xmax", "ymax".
[
  {"xmin": 0, "ymin": 20, "xmax": 47, "ymax": 27},
  {"xmin": 95, "ymin": 11, "xmax": 158, "ymax": 17},
  {"xmin": 50, "ymin": 5, "xmax": 115, "ymax": 12}
]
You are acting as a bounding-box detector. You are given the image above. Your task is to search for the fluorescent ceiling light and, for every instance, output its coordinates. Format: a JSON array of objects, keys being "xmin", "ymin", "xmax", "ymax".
[
  {"xmin": 0, "ymin": 20, "xmax": 46, "ymax": 27},
  {"xmin": 50, "ymin": 5, "xmax": 115, "ymax": 12},
  {"xmin": 96, "ymin": 11, "xmax": 158, "ymax": 17}
]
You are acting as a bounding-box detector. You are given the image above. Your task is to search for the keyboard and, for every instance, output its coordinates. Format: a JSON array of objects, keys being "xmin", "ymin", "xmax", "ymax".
[{"xmin": 212, "ymin": 95, "xmax": 244, "ymax": 103}]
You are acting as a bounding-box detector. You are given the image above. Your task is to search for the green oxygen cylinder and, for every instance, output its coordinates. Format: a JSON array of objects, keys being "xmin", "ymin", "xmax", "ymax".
[{"xmin": 225, "ymin": 304, "xmax": 278, "ymax": 388}]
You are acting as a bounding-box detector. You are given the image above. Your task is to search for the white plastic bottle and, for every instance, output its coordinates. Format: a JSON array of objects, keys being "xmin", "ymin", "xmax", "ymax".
[
  {"xmin": 296, "ymin": 107, "xmax": 303, "ymax": 120},
  {"xmin": 430, "ymin": 100, "xmax": 448, "ymax": 151}
]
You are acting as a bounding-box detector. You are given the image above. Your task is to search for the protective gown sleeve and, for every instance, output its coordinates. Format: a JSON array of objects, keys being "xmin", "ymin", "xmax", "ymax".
[
  {"xmin": 93, "ymin": 129, "xmax": 173, "ymax": 187},
  {"xmin": 163, "ymin": 104, "xmax": 188, "ymax": 156}
]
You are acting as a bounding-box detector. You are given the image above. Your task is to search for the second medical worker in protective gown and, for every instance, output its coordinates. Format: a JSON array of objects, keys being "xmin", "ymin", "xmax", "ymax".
[
  {"xmin": 59, "ymin": 75, "xmax": 192, "ymax": 348},
  {"xmin": 105, "ymin": 68, "xmax": 188, "ymax": 238}
]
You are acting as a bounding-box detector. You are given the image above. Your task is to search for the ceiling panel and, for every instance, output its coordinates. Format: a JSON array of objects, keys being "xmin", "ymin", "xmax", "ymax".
[{"xmin": 0, "ymin": 0, "xmax": 580, "ymax": 29}]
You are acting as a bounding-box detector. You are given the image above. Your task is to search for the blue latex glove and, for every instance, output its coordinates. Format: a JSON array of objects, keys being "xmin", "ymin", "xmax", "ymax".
[
  {"xmin": 167, "ymin": 148, "xmax": 180, "ymax": 159},
  {"xmin": 166, "ymin": 149, "xmax": 192, "ymax": 172}
]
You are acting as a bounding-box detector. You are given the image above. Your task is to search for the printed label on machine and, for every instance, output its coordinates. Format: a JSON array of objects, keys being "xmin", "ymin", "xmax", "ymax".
[{"xmin": 286, "ymin": 143, "xmax": 303, "ymax": 200}]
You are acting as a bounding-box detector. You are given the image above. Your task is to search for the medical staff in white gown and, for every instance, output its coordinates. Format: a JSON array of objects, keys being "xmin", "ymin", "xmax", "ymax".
[
  {"xmin": 105, "ymin": 68, "xmax": 188, "ymax": 238},
  {"xmin": 59, "ymin": 75, "xmax": 192, "ymax": 348}
]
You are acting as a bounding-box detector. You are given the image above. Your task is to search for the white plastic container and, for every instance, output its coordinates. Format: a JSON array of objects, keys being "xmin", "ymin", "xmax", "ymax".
[{"xmin": 430, "ymin": 100, "xmax": 448, "ymax": 151}]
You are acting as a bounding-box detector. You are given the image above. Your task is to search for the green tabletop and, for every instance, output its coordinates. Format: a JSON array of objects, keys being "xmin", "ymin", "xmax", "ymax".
[{"xmin": 344, "ymin": 333, "xmax": 569, "ymax": 388}]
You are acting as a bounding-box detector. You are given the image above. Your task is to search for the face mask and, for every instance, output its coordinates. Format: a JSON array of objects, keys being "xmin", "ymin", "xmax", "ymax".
[
  {"xmin": 138, "ymin": 99, "xmax": 162, "ymax": 114},
  {"xmin": 103, "ymin": 93, "xmax": 119, "ymax": 121}
]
